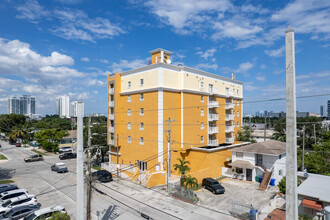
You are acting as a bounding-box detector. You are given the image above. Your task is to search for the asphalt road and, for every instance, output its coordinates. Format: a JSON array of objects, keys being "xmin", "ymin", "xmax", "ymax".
[{"xmin": 0, "ymin": 140, "xmax": 235, "ymax": 220}]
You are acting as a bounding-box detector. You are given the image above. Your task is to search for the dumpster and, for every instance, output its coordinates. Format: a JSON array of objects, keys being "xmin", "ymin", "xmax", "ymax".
[
  {"xmin": 270, "ymin": 178, "xmax": 275, "ymax": 186},
  {"xmin": 255, "ymin": 176, "xmax": 260, "ymax": 182}
]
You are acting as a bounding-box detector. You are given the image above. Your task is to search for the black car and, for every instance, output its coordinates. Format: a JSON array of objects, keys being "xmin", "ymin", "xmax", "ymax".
[
  {"xmin": 202, "ymin": 178, "xmax": 225, "ymax": 194},
  {"xmin": 59, "ymin": 152, "xmax": 76, "ymax": 160},
  {"xmin": 0, "ymin": 184, "xmax": 18, "ymax": 194},
  {"xmin": 91, "ymin": 170, "xmax": 112, "ymax": 182}
]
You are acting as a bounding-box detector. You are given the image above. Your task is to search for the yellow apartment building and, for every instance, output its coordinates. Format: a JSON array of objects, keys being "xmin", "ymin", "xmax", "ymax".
[{"xmin": 107, "ymin": 48, "xmax": 244, "ymax": 187}]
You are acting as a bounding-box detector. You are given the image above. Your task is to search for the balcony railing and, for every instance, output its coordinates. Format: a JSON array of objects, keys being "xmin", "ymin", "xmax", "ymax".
[
  {"xmin": 225, "ymin": 103, "xmax": 234, "ymax": 109},
  {"xmin": 225, "ymin": 137, "xmax": 234, "ymax": 143},
  {"xmin": 208, "ymin": 139, "xmax": 219, "ymax": 146},
  {"xmin": 109, "ymin": 114, "xmax": 114, "ymax": 120},
  {"xmin": 225, "ymin": 114, "xmax": 234, "ymax": 121},
  {"xmin": 109, "ymin": 127, "xmax": 114, "ymax": 133},
  {"xmin": 109, "ymin": 101, "xmax": 114, "ymax": 107},
  {"xmin": 109, "ymin": 88, "xmax": 114, "ymax": 94},
  {"xmin": 225, "ymin": 126, "xmax": 234, "ymax": 132},
  {"xmin": 208, "ymin": 114, "xmax": 219, "ymax": 121},
  {"xmin": 226, "ymin": 91, "xmax": 235, "ymax": 97},
  {"xmin": 109, "ymin": 139, "xmax": 115, "ymax": 146},
  {"xmin": 208, "ymin": 101, "xmax": 219, "ymax": 108},
  {"xmin": 208, "ymin": 126, "xmax": 219, "ymax": 134}
]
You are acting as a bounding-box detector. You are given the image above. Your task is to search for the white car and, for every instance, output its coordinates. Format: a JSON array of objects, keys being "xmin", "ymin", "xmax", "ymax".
[
  {"xmin": 58, "ymin": 147, "xmax": 72, "ymax": 153},
  {"xmin": 0, "ymin": 194, "xmax": 38, "ymax": 215},
  {"xmin": 24, "ymin": 205, "xmax": 68, "ymax": 220},
  {"xmin": 0, "ymin": 189, "xmax": 28, "ymax": 204}
]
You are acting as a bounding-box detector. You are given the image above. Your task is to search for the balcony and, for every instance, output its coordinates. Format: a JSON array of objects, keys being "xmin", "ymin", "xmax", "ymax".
[
  {"xmin": 109, "ymin": 88, "xmax": 114, "ymax": 94},
  {"xmin": 208, "ymin": 126, "xmax": 219, "ymax": 134},
  {"xmin": 208, "ymin": 114, "xmax": 219, "ymax": 121},
  {"xmin": 225, "ymin": 103, "xmax": 234, "ymax": 109},
  {"xmin": 109, "ymin": 114, "xmax": 114, "ymax": 120},
  {"xmin": 226, "ymin": 91, "xmax": 235, "ymax": 97},
  {"xmin": 225, "ymin": 137, "xmax": 234, "ymax": 144},
  {"xmin": 109, "ymin": 101, "xmax": 114, "ymax": 107},
  {"xmin": 109, "ymin": 139, "xmax": 115, "ymax": 146},
  {"xmin": 109, "ymin": 127, "xmax": 114, "ymax": 133},
  {"xmin": 225, "ymin": 114, "xmax": 234, "ymax": 121},
  {"xmin": 225, "ymin": 126, "xmax": 234, "ymax": 133},
  {"xmin": 208, "ymin": 101, "xmax": 219, "ymax": 108},
  {"xmin": 208, "ymin": 139, "xmax": 219, "ymax": 146}
]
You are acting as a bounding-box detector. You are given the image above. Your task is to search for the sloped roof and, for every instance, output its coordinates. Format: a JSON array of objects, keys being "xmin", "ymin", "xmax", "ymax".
[
  {"xmin": 230, "ymin": 160, "xmax": 255, "ymax": 169},
  {"xmin": 297, "ymin": 174, "xmax": 330, "ymax": 203},
  {"xmin": 63, "ymin": 130, "xmax": 77, "ymax": 139},
  {"xmin": 230, "ymin": 140, "xmax": 286, "ymax": 156}
]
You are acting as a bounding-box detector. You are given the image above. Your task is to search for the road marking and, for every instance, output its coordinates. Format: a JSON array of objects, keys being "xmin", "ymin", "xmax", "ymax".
[{"xmin": 221, "ymin": 178, "xmax": 230, "ymax": 182}]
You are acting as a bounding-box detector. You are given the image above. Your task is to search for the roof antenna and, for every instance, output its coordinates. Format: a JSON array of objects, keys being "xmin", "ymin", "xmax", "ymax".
[{"xmin": 231, "ymin": 73, "xmax": 235, "ymax": 80}]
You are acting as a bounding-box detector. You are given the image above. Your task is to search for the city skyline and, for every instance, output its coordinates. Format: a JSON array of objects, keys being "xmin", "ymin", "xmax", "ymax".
[
  {"xmin": 0, "ymin": 1, "xmax": 329, "ymax": 115},
  {"xmin": 7, "ymin": 94, "xmax": 36, "ymax": 115}
]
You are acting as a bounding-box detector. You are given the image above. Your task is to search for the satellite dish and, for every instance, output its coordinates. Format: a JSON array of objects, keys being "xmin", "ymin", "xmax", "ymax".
[{"xmin": 166, "ymin": 59, "xmax": 172, "ymax": 64}]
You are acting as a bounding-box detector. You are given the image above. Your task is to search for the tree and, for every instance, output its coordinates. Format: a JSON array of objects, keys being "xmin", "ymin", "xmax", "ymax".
[
  {"xmin": 49, "ymin": 212, "xmax": 70, "ymax": 220},
  {"xmin": 173, "ymin": 158, "xmax": 190, "ymax": 186},
  {"xmin": 237, "ymin": 126, "xmax": 256, "ymax": 143},
  {"xmin": 278, "ymin": 177, "xmax": 286, "ymax": 194},
  {"xmin": 34, "ymin": 129, "xmax": 69, "ymax": 152},
  {"xmin": 182, "ymin": 175, "xmax": 198, "ymax": 189},
  {"xmin": 272, "ymin": 118, "xmax": 286, "ymax": 142}
]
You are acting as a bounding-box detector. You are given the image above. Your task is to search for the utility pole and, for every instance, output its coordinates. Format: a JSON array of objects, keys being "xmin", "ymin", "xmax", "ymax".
[
  {"xmin": 116, "ymin": 134, "xmax": 119, "ymax": 181},
  {"xmin": 285, "ymin": 26, "xmax": 298, "ymax": 220},
  {"xmin": 71, "ymin": 120, "xmax": 74, "ymax": 149},
  {"xmin": 302, "ymin": 125, "xmax": 305, "ymax": 171},
  {"xmin": 165, "ymin": 117, "xmax": 175, "ymax": 197},
  {"xmin": 264, "ymin": 117, "xmax": 267, "ymax": 141},
  {"xmin": 86, "ymin": 117, "xmax": 92, "ymax": 220},
  {"xmin": 313, "ymin": 124, "xmax": 316, "ymax": 145},
  {"xmin": 76, "ymin": 102, "xmax": 85, "ymax": 220}
]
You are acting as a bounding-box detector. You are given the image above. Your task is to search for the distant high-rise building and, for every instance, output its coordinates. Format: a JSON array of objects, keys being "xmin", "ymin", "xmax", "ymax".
[
  {"xmin": 7, "ymin": 95, "xmax": 36, "ymax": 115},
  {"xmin": 320, "ymin": 105, "xmax": 324, "ymax": 117},
  {"xmin": 56, "ymin": 96, "xmax": 70, "ymax": 118},
  {"xmin": 70, "ymin": 101, "xmax": 83, "ymax": 117},
  {"xmin": 255, "ymin": 111, "xmax": 260, "ymax": 117},
  {"xmin": 327, "ymin": 100, "xmax": 330, "ymax": 120}
]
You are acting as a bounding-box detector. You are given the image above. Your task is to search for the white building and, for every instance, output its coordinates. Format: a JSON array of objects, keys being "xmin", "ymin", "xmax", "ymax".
[
  {"xmin": 56, "ymin": 96, "xmax": 70, "ymax": 118},
  {"xmin": 222, "ymin": 140, "xmax": 286, "ymax": 187},
  {"xmin": 8, "ymin": 95, "xmax": 36, "ymax": 115},
  {"xmin": 70, "ymin": 101, "xmax": 84, "ymax": 117}
]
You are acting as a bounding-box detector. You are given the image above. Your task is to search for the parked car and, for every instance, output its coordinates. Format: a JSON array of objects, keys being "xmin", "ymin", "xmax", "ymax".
[
  {"xmin": 24, "ymin": 155, "xmax": 43, "ymax": 163},
  {"xmin": 92, "ymin": 170, "xmax": 113, "ymax": 182},
  {"xmin": 202, "ymin": 178, "xmax": 225, "ymax": 194},
  {"xmin": 0, "ymin": 185, "xmax": 18, "ymax": 194},
  {"xmin": 24, "ymin": 205, "xmax": 68, "ymax": 220},
  {"xmin": 51, "ymin": 163, "xmax": 68, "ymax": 173},
  {"xmin": 0, "ymin": 194, "xmax": 38, "ymax": 215},
  {"xmin": 59, "ymin": 152, "xmax": 76, "ymax": 160},
  {"xmin": 15, "ymin": 143, "xmax": 21, "ymax": 147},
  {"xmin": 58, "ymin": 147, "xmax": 72, "ymax": 154},
  {"xmin": 0, "ymin": 189, "xmax": 28, "ymax": 204},
  {"xmin": 0, "ymin": 204, "xmax": 40, "ymax": 220}
]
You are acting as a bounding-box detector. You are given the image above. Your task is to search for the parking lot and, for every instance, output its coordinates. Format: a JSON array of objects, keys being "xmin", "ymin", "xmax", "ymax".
[{"xmin": 196, "ymin": 178, "xmax": 278, "ymax": 216}]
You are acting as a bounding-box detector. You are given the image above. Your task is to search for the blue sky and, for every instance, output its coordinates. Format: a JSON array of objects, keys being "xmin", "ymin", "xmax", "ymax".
[{"xmin": 0, "ymin": 0, "xmax": 329, "ymax": 116}]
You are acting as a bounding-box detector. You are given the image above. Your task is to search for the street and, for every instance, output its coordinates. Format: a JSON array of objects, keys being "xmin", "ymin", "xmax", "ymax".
[{"xmin": 0, "ymin": 140, "xmax": 235, "ymax": 220}]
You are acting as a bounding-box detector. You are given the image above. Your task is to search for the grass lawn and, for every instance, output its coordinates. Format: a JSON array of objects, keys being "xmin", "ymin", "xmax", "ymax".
[
  {"xmin": 0, "ymin": 154, "xmax": 7, "ymax": 160},
  {"xmin": 0, "ymin": 179, "xmax": 14, "ymax": 184},
  {"xmin": 92, "ymin": 166, "xmax": 101, "ymax": 171},
  {"xmin": 31, "ymin": 149, "xmax": 47, "ymax": 156}
]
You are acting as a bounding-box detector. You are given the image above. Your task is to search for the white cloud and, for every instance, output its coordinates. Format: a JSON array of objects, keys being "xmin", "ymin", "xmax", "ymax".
[
  {"xmin": 195, "ymin": 63, "xmax": 218, "ymax": 71},
  {"xmin": 236, "ymin": 61, "xmax": 254, "ymax": 73},
  {"xmin": 55, "ymin": 0, "xmax": 82, "ymax": 4},
  {"xmin": 99, "ymin": 59, "xmax": 109, "ymax": 64},
  {"xmin": 81, "ymin": 57, "xmax": 90, "ymax": 62},
  {"xmin": 265, "ymin": 45, "xmax": 285, "ymax": 57},
  {"xmin": 256, "ymin": 76, "xmax": 266, "ymax": 81},
  {"xmin": 83, "ymin": 78, "xmax": 106, "ymax": 87},
  {"xmin": 16, "ymin": 0, "xmax": 50, "ymax": 22},
  {"xmin": 196, "ymin": 48, "xmax": 216, "ymax": 60},
  {"xmin": 110, "ymin": 58, "xmax": 147, "ymax": 73},
  {"xmin": 296, "ymin": 70, "xmax": 330, "ymax": 80}
]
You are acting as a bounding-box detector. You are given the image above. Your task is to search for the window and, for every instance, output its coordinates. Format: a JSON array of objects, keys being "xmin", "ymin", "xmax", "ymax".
[
  {"xmin": 235, "ymin": 167, "xmax": 243, "ymax": 174},
  {"xmin": 225, "ymin": 87, "xmax": 229, "ymax": 95},
  {"xmin": 201, "ymin": 136, "xmax": 204, "ymax": 143},
  {"xmin": 128, "ymin": 122, "xmax": 131, "ymax": 130},
  {"xmin": 128, "ymin": 109, "xmax": 131, "ymax": 116},
  {"xmin": 279, "ymin": 169, "xmax": 283, "ymax": 176},
  {"xmin": 201, "ymin": 109, "xmax": 204, "ymax": 116},
  {"xmin": 140, "ymin": 137, "xmax": 144, "ymax": 145},
  {"xmin": 127, "ymin": 95, "xmax": 131, "ymax": 102},
  {"xmin": 201, "ymin": 96, "xmax": 204, "ymax": 103},
  {"xmin": 304, "ymin": 207, "xmax": 317, "ymax": 216},
  {"xmin": 140, "ymin": 79, "xmax": 144, "ymax": 86},
  {"xmin": 237, "ymin": 100, "xmax": 239, "ymax": 106},
  {"xmin": 209, "ymin": 84, "xmax": 213, "ymax": 93},
  {"xmin": 237, "ymin": 89, "xmax": 239, "ymax": 96},
  {"xmin": 279, "ymin": 154, "xmax": 282, "ymax": 159},
  {"xmin": 201, "ymin": 122, "xmax": 204, "ymax": 130},
  {"xmin": 137, "ymin": 160, "xmax": 147, "ymax": 171},
  {"xmin": 140, "ymin": 108, "xmax": 144, "ymax": 116},
  {"xmin": 128, "ymin": 136, "xmax": 131, "ymax": 143},
  {"xmin": 201, "ymin": 82, "xmax": 204, "ymax": 90},
  {"xmin": 236, "ymin": 152, "xmax": 243, "ymax": 158},
  {"xmin": 128, "ymin": 81, "xmax": 131, "ymax": 89},
  {"xmin": 237, "ymin": 122, "xmax": 239, "ymax": 127},
  {"xmin": 140, "ymin": 93, "xmax": 144, "ymax": 101},
  {"xmin": 140, "ymin": 122, "xmax": 144, "ymax": 130},
  {"xmin": 237, "ymin": 111, "xmax": 239, "ymax": 117}
]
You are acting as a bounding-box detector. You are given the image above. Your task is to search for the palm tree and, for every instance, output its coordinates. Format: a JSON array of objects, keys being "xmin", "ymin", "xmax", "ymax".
[
  {"xmin": 173, "ymin": 158, "xmax": 190, "ymax": 186},
  {"xmin": 8, "ymin": 128, "xmax": 24, "ymax": 143},
  {"xmin": 182, "ymin": 175, "xmax": 198, "ymax": 189}
]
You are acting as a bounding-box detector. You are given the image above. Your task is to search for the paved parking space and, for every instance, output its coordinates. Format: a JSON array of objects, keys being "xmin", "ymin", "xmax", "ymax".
[{"xmin": 196, "ymin": 178, "xmax": 278, "ymax": 215}]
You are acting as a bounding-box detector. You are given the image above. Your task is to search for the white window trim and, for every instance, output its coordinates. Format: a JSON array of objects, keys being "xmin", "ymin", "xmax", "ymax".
[
  {"xmin": 128, "ymin": 109, "xmax": 131, "ymax": 116},
  {"xmin": 201, "ymin": 96, "xmax": 204, "ymax": 103},
  {"xmin": 128, "ymin": 136, "xmax": 131, "ymax": 143},
  {"xmin": 140, "ymin": 108, "xmax": 144, "ymax": 116},
  {"xmin": 201, "ymin": 109, "xmax": 204, "ymax": 116},
  {"xmin": 140, "ymin": 137, "xmax": 144, "ymax": 145},
  {"xmin": 140, "ymin": 79, "xmax": 144, "ymax": 87},
  {"xmin": 128, "ymin": 123, "xmax": 131, "ymax": 130},
  {"xmin": 140, "ymin": 123, "xmax": 144, "ymax": 131},
  {"xmin": 127, "ymin": 95, "xmax": 131, "ymax": 103},
  {"xmin": 201, "ymin": 123, "xmax": 204, "ymax": 130}
]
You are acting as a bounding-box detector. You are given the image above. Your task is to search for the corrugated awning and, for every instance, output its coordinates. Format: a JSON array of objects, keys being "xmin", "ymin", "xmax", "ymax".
[
  {"xmin": 230, "ymin": 160, "xmax": 255, "ymax": 169},
  {"xmin": 302, "ymin": 199, "xmax": 322, "ymax": 210}
]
